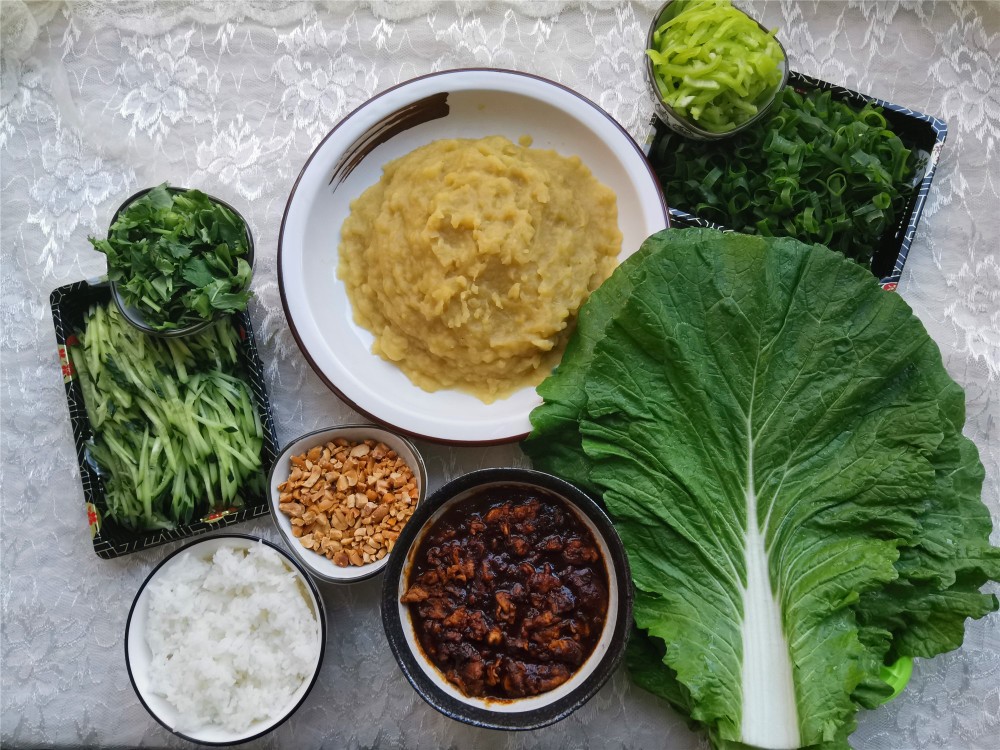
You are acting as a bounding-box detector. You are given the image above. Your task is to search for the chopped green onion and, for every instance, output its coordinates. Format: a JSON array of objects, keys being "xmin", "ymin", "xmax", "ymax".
[{"xmin": 652, "ymin": 87, "xmax": 918, "ymax": 265}]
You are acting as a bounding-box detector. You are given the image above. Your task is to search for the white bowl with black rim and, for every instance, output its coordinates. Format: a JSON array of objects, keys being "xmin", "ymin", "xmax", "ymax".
[
  {"xmin": 380, "ymin": 468, "xmax": 633, "ymax": 730},
  {"xmin": 278, "ymin": 68, "xmax": 669, "ymax": 446},
  {"xmin": 124, "ymin": 534, "xmax": 326, "ymax": 745},
  {"xmin": 267, "ymin": 425, "xmax": 427, "ymax": 584}
]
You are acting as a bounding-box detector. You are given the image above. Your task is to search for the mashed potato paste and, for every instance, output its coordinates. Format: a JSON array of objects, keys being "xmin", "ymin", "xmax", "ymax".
[{"xmin": 338, "ymin": 135, "xmax": 622, "ymax": 402}]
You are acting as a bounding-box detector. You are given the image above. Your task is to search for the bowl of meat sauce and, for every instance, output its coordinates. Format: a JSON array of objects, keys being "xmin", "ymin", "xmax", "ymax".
[{"xmin": 380, "ymin": 468, "xmax": 632, "ymax": 730}]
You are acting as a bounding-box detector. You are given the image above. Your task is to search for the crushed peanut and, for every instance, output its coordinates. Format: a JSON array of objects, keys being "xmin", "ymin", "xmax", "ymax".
[{"xmin": 278, "ymin": 438, "xmax": 419, "ymax": 567}]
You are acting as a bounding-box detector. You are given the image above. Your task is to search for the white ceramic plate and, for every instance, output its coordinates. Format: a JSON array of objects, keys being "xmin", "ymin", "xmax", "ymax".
[{"xmin": 278, "ymin": 68, "xmax": 668, "ymax": 445}]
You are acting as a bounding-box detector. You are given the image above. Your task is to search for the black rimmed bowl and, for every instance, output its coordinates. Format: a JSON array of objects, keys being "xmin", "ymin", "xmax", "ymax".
[
  {"xmin": 381, "ymin": 468, "xmax": 633, "ymax": 730},
  {"xmin": 268, "ymin": 424, "xmax": 428, "ymax": 584},
  {"xmin": 124, "ymin": 534, "xmax": 326, "ymax": 745},
  {"xmin": 108, "ymin": 185, "xmax": 255, "ymax": 338},
  {"xmin": 645, "ymin": 0, "xmax": 789, "ymax": 140},
  {"xmin": 277, "ymin": 68, "xmax": 668, "ymax": 445}
]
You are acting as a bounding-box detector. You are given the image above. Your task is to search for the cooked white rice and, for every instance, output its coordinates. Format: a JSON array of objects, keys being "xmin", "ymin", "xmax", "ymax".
[{"xmin": 144, "ymin": 542, "xmax": 321, "ymax": 733}]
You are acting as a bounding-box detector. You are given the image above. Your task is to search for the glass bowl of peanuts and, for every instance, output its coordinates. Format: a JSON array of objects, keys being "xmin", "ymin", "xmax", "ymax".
[{"xmin": 268, "ymin": 425, "xmax": 427, "ymax": 583}]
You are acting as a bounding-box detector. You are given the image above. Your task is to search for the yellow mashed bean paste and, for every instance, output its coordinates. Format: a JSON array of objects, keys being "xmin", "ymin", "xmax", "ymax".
[{"xmin": 337, "ymin": 135, "xmax": 622, "ymax": 403}]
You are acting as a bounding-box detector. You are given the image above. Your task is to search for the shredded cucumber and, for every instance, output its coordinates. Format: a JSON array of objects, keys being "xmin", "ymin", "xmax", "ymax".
[{"xmin": 70, "ymin": 304, "xmax": 264, "ymax": 530}]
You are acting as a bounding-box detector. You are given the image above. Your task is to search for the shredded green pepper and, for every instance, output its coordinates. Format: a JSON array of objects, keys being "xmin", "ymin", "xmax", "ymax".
[{"xmin": 647, "ymin": 0, "xmax": 785, "ymax": 133}]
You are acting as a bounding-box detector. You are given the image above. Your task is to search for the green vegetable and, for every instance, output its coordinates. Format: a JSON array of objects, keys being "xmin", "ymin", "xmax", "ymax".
[
  {"xmin": 878, "ymin": 657, "xmax": 913, "ymax": 702},
  {"xmin": 524, "ymin": 229, "xmax": 999, "ymax": 749},
  {"xmin": 89, "ymin": 183, "xmax": 252, "ymax": 331},
  {"xmin": 647, "ymin": 0, "xmax": 785, "ymax": 133},
  {"xmin": 70, "ymin": 303, "xmax": 264, "ymax": 530},
  {"xmin": 651, "ymin": 87, "xmax": 919, "ymax": 266}
]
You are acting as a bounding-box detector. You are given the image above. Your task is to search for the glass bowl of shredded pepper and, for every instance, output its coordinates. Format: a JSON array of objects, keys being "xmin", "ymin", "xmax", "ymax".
[{"xmin": 645, "ymin": 0, "xmax": 788, "ymax": 140}]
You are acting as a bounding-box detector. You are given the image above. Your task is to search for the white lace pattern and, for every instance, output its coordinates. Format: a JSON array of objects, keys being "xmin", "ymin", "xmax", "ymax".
[{"xmin": 1, "ymin": 2, "xmax": 997, "ymax": 748}]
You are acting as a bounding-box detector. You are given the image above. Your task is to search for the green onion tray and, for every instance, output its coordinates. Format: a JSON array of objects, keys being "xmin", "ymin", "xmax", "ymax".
[{"xmin": 649, "ymin": 71, "xmax": 947, "ymax": 290}]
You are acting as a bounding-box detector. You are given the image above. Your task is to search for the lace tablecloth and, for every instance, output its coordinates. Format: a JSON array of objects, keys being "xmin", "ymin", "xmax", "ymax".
[{"xmin": 2, "ymin": 2, "xmax": 997, "ymax": 748}]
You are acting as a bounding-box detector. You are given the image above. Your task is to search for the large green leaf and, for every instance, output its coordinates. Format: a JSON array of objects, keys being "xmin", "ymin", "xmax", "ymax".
[
  {"xmin": 524, "ymin": 228, "xmax": 997, "ymax": 749},
  {"xmin": 856, "ymin": 429, "xmax": 999, "ymax": 660},
  {"xmin": 628, "ymin": 628, "xmax": 857, "ymax": 750},
  {"xmin": 524, "ymin": 233, "xmax": 663, "ymax": 495}
]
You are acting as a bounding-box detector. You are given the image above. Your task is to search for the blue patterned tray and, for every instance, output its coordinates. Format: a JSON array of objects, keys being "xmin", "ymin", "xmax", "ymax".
[
  {"xmin": 650, "ymin": 71, "xmax": 948, "ymax": 289},
  {"xmin": 50, "ymin": 279, "xmax": 279, "ymax": 559}
]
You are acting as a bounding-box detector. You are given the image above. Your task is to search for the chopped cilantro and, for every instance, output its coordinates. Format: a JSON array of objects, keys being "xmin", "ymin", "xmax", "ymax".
[{"xmin": 90, "ymin": 183, "xmax": 252, "ymax": 331}]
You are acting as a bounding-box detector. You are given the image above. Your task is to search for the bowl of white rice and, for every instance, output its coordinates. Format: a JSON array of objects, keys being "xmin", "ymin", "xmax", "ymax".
[{"xmin": 125, "ymin": 534, "xmax": 326, "ymax": 745}]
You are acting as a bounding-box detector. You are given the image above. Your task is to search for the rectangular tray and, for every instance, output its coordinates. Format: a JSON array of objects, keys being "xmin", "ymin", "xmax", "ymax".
[
  {"xmin": 648, "ymin": 70, "xmax": 948, "ymax": 289},
  {"xmin": 50, "ymin": 278, "xmax": 279, "ymax": 559}
]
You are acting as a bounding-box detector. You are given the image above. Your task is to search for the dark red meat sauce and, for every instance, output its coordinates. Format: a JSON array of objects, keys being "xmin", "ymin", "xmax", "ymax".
[{"xmin": 401, "ymin": 486, "xmax": 608, "ymax": 700}]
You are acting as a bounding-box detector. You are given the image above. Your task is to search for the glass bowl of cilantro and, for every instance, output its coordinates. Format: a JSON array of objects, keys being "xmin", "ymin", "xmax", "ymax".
[{"xmin": 90, "ymin": 183, "xmax": 254, "ymax": 336}]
